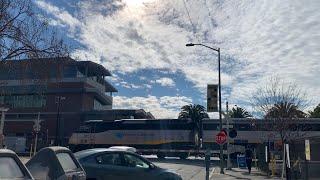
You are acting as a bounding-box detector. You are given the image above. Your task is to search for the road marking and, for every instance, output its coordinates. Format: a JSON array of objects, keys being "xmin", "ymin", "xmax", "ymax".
[{"xmin": 209, "ymin": 167, "xmax": 216, "ymax": 179}]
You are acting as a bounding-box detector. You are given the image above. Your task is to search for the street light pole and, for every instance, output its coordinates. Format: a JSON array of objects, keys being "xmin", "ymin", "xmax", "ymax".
[{"xmin": 186, "ymin": 43, "xmax": 224, "ymax": 174}]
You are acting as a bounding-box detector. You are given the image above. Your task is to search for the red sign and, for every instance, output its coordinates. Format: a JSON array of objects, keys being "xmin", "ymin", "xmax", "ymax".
[{"xmin": 216, "ymin": 131, "xmax": 227, "ymax": 144}]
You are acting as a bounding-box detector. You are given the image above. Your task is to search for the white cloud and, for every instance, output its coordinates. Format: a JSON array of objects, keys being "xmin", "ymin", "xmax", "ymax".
[
  {"xmin": 36, "ymin": 0, "xmax": 320, "ymax": 109},
  {"xmin": 35, "ymin": 0, "xmax": 80, "ymax": 32},
  {"xmin": 154, "ymin": 77, "xmax": 175, "ymax": 87},
  {"xmin": 113, "ymin": 95, "xmax": 192, "ymax": 118}
]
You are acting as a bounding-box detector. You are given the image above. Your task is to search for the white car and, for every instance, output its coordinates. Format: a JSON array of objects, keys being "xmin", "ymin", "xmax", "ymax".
[{"xmin": 0, "ymin": 149, "xmax": 34, "ymax": 180}]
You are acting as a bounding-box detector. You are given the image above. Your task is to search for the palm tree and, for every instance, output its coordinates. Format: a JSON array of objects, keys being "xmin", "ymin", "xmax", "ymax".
[
  {"xmin": 264, "ymin": 101, "xmax": 306, "ymax": 145},
  {"xmin": 265, "ymin": 101, "xmax": 306, "ymax": 118},
  {"xmin": 178, "ymin": 104, "xmax": 209, "ymax": 147},
  {"xmin": 308, "ymin": 103, "xmax": 320, "ymax": 118},
  {"xmin": 228, "ymin": 106, "xmax": 252, "ymax": 118}
]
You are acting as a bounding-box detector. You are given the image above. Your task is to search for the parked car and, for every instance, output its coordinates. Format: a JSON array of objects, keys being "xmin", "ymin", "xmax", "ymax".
[
  {"xmin": 75, "ymin": 148, "xmax": 183, "ymax": 180},
  {"xmin": 0, "ymin": 149, "xmax": 34, "ymax": 180},
  {"xmin": 26, "ymin": 146, "xmax": 86, "ymax": 180}
]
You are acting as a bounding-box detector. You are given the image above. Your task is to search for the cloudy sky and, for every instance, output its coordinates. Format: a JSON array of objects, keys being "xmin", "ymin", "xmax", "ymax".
[{"xmin": 35, "ymin": 0, "xmax": 320, "ymax": 118}]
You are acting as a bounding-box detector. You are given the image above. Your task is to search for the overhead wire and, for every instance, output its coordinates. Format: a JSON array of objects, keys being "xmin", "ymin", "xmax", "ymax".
[{"xmin": 181, "ymin": 0, "xmax": 201, "ymax": 43}]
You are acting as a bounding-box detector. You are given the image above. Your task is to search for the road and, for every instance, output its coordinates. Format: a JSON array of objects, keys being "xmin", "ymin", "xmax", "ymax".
[{"xmin": 145, "ymin": 156, "xmax": 218, "ymax": 180}]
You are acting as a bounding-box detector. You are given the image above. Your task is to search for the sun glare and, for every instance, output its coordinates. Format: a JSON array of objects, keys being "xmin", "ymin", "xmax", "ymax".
[{"xmin": 123, "ymin": 0, "xmax": 153, "ymax": 7}]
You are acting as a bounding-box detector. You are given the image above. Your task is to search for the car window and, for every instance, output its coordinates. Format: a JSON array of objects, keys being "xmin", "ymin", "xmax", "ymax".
[
  {"xmin": 123, "ymin": 154, "xmax": 150, "ymax": 169},
  {"xmin": 56, "ymin": 152, "xmax": 78, "ymax": 172},
  {"xmin": 95, "ymin": 153, "xmax": 122, "ymax": 166},
  {"xmin": 0, "ymin": 157, "xmax": 24, "ymax": 178}
]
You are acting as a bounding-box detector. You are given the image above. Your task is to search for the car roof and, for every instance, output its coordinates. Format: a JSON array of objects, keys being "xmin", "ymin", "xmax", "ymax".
[
  {"xmin": 0, "ymin": 148, "xmax": 16, "ymax": 155},
  {"xmin": 108, "ymin": 146, "xmax": 137, "ymax": 153},
  {"xmin": 0, "ymin": 149, "xmax": 34, "ymax": 179},
  {"xmin": 46, "ymin": 146, "xmax": 71, "ymax": 152},
  {"xmin": 74, "ymin": 148, "xmax": 137, "ymax": 159}
]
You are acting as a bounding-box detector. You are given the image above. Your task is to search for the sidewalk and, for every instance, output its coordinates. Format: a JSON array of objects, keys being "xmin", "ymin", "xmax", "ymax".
[{"xmin": 210, "ymin": 167, "xmax": 280, "ymax": 180}]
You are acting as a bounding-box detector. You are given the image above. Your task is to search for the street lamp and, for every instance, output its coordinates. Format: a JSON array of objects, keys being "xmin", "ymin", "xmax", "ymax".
[{"xmin": 186, "ymin": 43, "xmax": 224, "ymax": 174}]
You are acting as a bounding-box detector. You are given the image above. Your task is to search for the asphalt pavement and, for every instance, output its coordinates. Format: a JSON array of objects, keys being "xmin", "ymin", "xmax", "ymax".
[
  {"xmin": 145, "ymin": 156, "xmax": 280, "ymax": 180},
  {"xmin": 145, "ymin": 156, "xmax": 218, "ymax": 180}
]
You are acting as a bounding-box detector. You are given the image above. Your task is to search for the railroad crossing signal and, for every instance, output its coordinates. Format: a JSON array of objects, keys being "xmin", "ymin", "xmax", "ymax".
[
  {"xmin": 33, "ymin": 122, "xmax": 41, "ymax": 132},
  {"xmin": 216, "ymin": 131, "xmax": 227, "ymax": 144},
  {"xmin": 33, "ymin": 113, "xmax": 41, "ymax": 132},
  {"xmin": 207, "ymin": 84, "xmax": 218, "ymax": 112}
]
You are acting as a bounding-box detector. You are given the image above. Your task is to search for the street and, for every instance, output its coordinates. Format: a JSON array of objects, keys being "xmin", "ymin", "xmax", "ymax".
[
  {"xmin": 145, "ymin": 156, "xmax": 218, "ymax": 180},
  {"xmin": 145, "ymin": 156, "xmax": 281, "ymax": 180}
]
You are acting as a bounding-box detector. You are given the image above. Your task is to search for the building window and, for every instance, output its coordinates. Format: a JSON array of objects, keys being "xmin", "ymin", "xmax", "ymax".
[
  {"xmin": 0, "ymin": 95, "xmax": 46, "ymax": 108},
  {"xmin": 63, "ymin": 66, "xmax": 77, "ymax": 78},
  {"xmin": 93, "ymin": 98, "xmax": 111, "ymax": 110}
]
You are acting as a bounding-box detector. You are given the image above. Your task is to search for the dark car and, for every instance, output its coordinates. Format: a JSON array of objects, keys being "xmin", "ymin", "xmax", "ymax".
[
  {"xmin": 75, "ymin": 148, "xmax": 183, "ymax": 180},
  {"xmin": 26, "ymin": 146, "xmax": 86, "ymax": 180},
  {"xmin": 0, "ymin": 149, "xmax": 34, "ymax": 180}
]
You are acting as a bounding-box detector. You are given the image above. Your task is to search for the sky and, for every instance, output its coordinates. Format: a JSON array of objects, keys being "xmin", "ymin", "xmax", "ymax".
[{"xmin": 34, "ymin": 0, "xmax": 320, "ymax": 118}]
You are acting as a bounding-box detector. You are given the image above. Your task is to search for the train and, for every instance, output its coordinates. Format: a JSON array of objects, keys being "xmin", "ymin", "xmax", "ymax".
[{"xmin": 68, "ymin": 118, "xmax": 320, "ymax": 159}]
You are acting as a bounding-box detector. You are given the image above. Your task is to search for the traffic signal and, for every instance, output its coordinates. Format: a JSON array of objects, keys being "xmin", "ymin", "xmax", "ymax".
[{"xmin": 229, "ymin": 129, "xmax": 237, "ymax": 138}]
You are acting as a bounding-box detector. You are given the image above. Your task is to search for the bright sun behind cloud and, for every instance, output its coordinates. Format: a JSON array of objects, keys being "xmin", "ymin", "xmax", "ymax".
[{"xmin": 123, "ymin": 0, "xmax": 154, "ymax": 7}]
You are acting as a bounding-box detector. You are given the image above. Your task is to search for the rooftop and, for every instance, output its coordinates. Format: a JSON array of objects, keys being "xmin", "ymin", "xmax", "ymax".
[{"xmin": 0, "ymin": 57, "xmax": 112, "ymax": 77}]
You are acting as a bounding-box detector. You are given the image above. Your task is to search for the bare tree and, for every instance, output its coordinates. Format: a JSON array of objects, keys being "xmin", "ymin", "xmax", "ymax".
[
  {"xmin": 251, "ymin": 77, "xmax": 308, "ymax": 143},
  {"xmin": 251, "ymin": 77, "xmax": 309, "ymax": 177},
  {"xmin": 0, "ymin": 0, "xmax": 68, "ymax": 61}
]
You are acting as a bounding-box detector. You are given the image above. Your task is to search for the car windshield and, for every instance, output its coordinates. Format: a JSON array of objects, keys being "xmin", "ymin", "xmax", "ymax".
[
  {"xmin": 56, "ymin": 153, "xmax": 78, "ymax": 172},
  {"xmin": 0, "ymin": 157, "xmax": 24, "ymax": 179}
]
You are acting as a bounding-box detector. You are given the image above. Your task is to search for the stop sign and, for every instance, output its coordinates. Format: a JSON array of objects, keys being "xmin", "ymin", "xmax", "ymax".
[{"xmin": 216, "ymin": 131, "xmax": 227, "ymax": 144}]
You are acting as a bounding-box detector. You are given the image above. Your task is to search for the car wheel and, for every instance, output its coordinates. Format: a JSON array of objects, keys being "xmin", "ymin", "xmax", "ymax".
[
  {"xmin": 178, "ymin": 153, "xmax": 188, "ymax": 160},
  {"xmin": 157, "ymin": 153, "xmax": 165, "ymax": 159}
]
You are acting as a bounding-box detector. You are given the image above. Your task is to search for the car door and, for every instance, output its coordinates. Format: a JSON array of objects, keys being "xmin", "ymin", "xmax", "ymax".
[
  {"xmin": 120, "ymin": 153, "xmax": 154, "ymax": 180},
  {"xmin": 85, "ymin": 152, "xmax": 124, "ymax": 180}
]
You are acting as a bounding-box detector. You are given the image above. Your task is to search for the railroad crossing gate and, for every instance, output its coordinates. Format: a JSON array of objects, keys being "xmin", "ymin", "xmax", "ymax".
[{"xmin": 216, "ymin": 131, "xmax": 227, "ymax": 144}]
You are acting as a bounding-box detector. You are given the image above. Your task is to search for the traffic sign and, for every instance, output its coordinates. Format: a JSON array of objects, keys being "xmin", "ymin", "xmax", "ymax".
[{"xmin": 216, "ymin": 131, "xmax": 227, "ymax": 144}]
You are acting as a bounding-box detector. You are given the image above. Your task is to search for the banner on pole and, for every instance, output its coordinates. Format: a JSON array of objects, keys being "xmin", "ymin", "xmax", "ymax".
[
  {"xmin": 265, "ymin": 145, "xmax": 268, "ymax": 162},
  {"xmin": 207, "ymin": 84, "xmax": 218, "ymax": 112},
  {"xmin": 305, "ymin": 139, "xmax": 311, "ymax": 161},
  {"xmin": 285, "ymin": 144, "xmax": 290, "ymax": 168}
]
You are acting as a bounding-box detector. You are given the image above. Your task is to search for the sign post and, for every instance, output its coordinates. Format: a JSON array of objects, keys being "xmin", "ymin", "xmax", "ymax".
[
  {"xmin": 205, "ymin": 149, "xmax": 210, "ymax": 180},
  {"xmin": 33, "ymin": 113, "xmax": 41, "ymax": 156}
]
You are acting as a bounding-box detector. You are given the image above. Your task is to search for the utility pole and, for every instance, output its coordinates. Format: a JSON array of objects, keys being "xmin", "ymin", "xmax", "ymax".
[
  {"xmin": 55, "ymin": 96, "xmax": 65, "ymax": 146},
  {"xmin": 33, "ymin": 112, "xmax": 41, "ymax": 155}
]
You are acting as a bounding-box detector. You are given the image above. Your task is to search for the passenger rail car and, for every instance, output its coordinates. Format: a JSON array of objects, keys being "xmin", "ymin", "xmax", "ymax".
[{"xmin": 69, "ymin": 118, "xmax": 320, "ymax": 158}]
